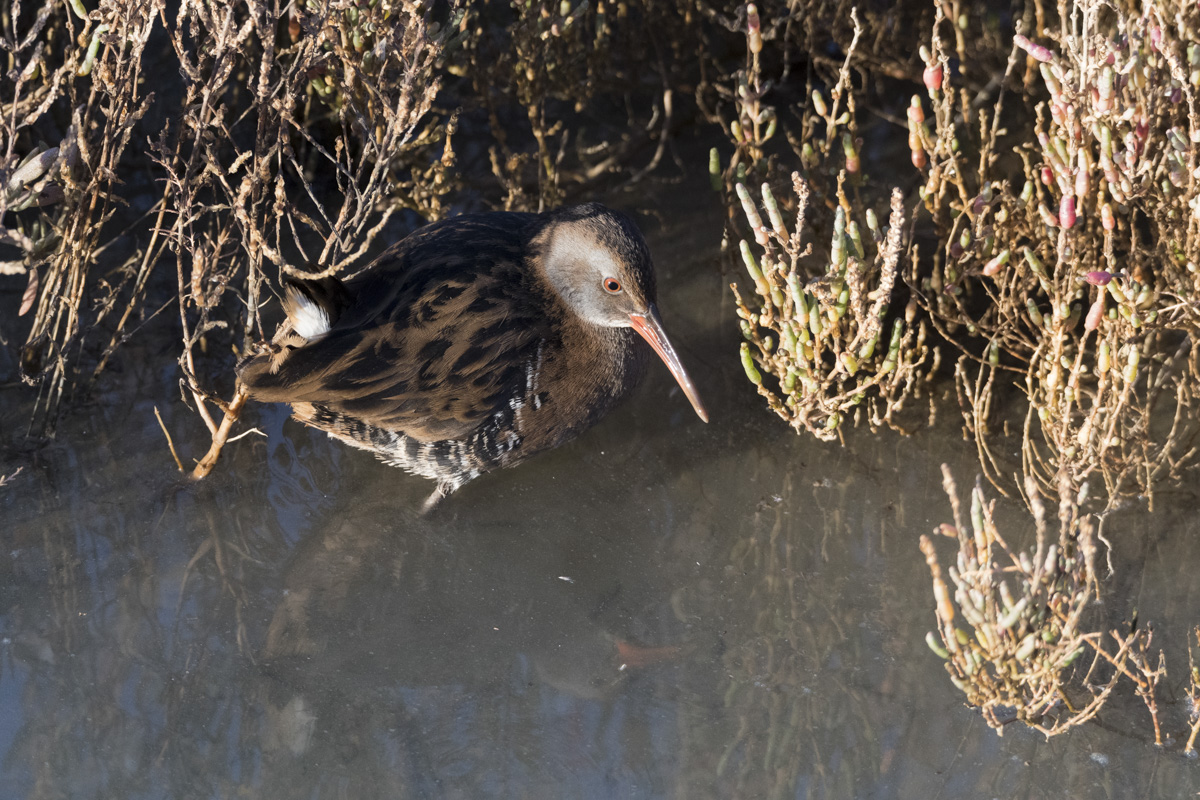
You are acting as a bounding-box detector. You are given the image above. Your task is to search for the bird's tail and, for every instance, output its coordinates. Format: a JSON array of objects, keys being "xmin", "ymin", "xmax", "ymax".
[{"xmin": 236, "ymin": 275, "xmax": 353, "ymax": 397}]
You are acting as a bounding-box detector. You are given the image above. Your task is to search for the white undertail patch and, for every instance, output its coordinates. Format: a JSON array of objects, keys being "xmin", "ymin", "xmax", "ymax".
[{"xmin": 287, "ymin": 292, "xmax": 331, "ymax": 340}]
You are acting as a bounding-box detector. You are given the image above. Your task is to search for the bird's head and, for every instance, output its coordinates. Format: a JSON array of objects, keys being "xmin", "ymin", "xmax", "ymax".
[{"xmin": 535, "ymin": 203, "xmax": 708, "ymax": 422}]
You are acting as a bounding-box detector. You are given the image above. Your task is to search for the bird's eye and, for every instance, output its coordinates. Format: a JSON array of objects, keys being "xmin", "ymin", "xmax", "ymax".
[{"xmin": 603, "ymin": 278, "xmax": 622, "ymax": 294}]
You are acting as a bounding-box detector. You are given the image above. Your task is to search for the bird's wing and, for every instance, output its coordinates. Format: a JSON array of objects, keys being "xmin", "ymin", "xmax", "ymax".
[{"xmin": 239, "ymin": 216, "xmax": 554, "ymax": 442}]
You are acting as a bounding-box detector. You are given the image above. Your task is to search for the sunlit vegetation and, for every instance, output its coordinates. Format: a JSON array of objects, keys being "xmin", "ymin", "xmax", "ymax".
[{"xmin": 6, "ymin": 0, "xmax": 1200, "ymax": 753}]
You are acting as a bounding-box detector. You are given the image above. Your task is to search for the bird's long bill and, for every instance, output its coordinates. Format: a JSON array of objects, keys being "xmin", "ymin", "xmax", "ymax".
[{"xmin": 629, "ymin": 306, "xmax": 709, "ymax": 422}]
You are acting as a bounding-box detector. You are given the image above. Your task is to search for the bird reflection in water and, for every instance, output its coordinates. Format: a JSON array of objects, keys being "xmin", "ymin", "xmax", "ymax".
[{"xmin": 257, "ymin": 507, "xmax": 683, "ymax": 767}]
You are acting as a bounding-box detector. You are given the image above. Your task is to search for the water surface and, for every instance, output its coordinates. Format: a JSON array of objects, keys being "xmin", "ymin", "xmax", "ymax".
[{"xmin": 3, "ymin": 171, "xmax": 1199, "ymax": 799}]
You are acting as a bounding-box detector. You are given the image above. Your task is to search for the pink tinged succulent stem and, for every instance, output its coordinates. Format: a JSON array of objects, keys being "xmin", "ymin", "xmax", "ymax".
[
  {"xmin": 1098, "ymin": 66, "xmax": 1114, "ymax": 112},
  {"xmin": 1015, "ymin": 34, "xmax": 1056, "ymax": 64},
  {"xmin": 907, "ymin": 97, "xmax": 927, "ymax": 168},
  {"xmin": 1060, "ymin": 194, "xmax": 1076, "ymax": 229},
  {"xmin": 924, "ymin": 64, "xmax": 943, "ymax": 93},
  {"xmin": 1136, "ymin": 119, "xmax": 1149, "ymax": 144},
  {"xmin": 982, "ymin": 249, "xmax": 1010, "ymax": 276},
  {"xmin": 1085, "ymin": 294, "xmax": 1105, "ymax": 331},
  {"xmin": 842, "ymin": 133, "xmax": 860, "ymax": 174},
  {"xmin": 746, "ymin": 4, "xmax": 762, "ymax": 54}
]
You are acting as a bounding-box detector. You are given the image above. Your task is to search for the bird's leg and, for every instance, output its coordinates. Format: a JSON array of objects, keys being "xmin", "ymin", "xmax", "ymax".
[{"xmin": 419, "ymin": 482, "xmax": 452, "ymax": 515}]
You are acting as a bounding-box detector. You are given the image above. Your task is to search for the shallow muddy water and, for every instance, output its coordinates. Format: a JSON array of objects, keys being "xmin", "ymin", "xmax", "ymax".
[{"xmin": 3, "ymin": 167, "xmax": 1200, "ymax": 799}]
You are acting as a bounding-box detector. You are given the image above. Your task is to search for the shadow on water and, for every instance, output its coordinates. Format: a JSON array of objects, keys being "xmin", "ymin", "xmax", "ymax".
[{"xmin": 5, "ymin": 166, "xmax": 1200, "ymax": 799}]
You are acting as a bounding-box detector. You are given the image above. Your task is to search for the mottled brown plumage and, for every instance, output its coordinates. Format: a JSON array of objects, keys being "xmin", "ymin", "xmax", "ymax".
[{"xmin": 238, "ymin": 203, "xmax": 706, "ymax": 509}]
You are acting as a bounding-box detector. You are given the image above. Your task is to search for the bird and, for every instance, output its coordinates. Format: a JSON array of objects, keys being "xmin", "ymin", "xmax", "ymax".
[{"xmin": 237, "ymin": 202, "xmax": 708, "ymax": 510}]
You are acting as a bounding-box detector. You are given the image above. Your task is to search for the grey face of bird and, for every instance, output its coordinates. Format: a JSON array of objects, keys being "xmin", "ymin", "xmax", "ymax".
[
  {"xmin": 536, "ymin": 206, "xmax": 656, "ymax": 329},
  {"xmin": 537, "ymin": 205, "xmax": 709, "ymax": 423}
]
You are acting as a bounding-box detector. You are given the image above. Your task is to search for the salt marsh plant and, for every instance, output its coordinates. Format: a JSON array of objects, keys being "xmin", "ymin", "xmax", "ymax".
[
  {"xmin": 1, "ymin": 0, "xmax": 460, "ymax": 452},
  {"xmin": 720, "ymin": 0, "xmax": 1200, "ymax": 508},
  {"xmin": 702, "ymin": 0, "xmax": 1200, "ymax": 745},
  {"xmin": 922, "ymin": 466, "xmax": 1170, "ymax": 739},
  {"xmin": 2, "ymin": 0, "xmax": 680, "ymax": 466},
  {"xmin": 905, "ymin": 0, "xmax": 1200, "ymax": 743},
  {"xmin": 155, "ymin": 0, "xmax": 459, "ymax": 476},
  {"xmin": 732, "ymin": 175, "xmax": 934, "ymax": 439},
  {"xmin": 453, "ymin": 0, "xmax": 680, "ymax": 211},
  {"xmin": 3, "ymin": 0, "xmax": 159, "ymax": 433},
  {"xmin": 922, "ymin": 466, "xmax": 1112, "ymax": 736},
  {"xmin": 723, "ymin": 10, "xmax": 936, "ymax": 440},
  {"xmin": 911, "ymin": 1, "xmax": 1200, "ymax": 505}
]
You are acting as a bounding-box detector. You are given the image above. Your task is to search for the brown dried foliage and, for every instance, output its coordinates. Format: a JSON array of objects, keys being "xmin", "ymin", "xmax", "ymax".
[
  {"xmin": 3, "ymin": 0, "xmax": 158, "ymax": 433},
  {"xmin": 2, "ymin": 0, "xmax": 460, "ymax": 445},
  {"xmin": 153, "ymin": 0, "xmax": 457, "ymax": 473},
  {"xmin": 2, "ymin": 0, "xmax": 683, "ymax": 457}
]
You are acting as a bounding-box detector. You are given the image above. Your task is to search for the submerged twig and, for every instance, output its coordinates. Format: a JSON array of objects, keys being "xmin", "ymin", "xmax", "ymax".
[{"xmin": 154, "ymin": 405, "xmax": 185, "ymax": 473}]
